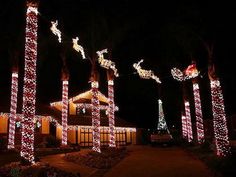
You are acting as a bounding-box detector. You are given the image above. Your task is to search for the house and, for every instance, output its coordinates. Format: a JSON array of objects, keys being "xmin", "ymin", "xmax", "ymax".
[{"xmin": 0, "ymin": 89, "xmax": 137, "ymax": 147}]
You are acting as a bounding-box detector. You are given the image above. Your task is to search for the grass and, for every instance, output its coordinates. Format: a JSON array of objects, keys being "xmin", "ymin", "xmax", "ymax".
[
  {"xmin": 0, "ymin": 147, "xmax": 80, "ymax": 167},
  {"xmin": 182, "ymin": 140, "xmax": 236, "ymax": 177}
]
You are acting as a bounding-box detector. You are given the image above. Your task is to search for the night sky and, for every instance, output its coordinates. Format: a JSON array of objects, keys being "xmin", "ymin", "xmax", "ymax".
[{"xmin": 0, "ymin": 0, "xmax": 236, "ymax": 130}]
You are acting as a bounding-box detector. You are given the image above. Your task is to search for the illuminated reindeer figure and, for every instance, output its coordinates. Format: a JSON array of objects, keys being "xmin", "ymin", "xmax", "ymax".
[
  {"xmin": 50, "ymin": 20, "xmax": 62, "ymax": 43},
  {"xmin": 96, "ymin": 49, "xmax": 119, "ymax": 77},
  {"xmin": 133, "ymin": 59, "xmax": 161, "ymax": 83},
  {"xmin": 72, "ymin": 37, "xmax": 86, "ymax": 59}
]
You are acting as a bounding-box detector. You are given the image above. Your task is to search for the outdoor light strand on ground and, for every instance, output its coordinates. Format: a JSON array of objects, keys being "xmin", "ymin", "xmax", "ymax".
[
  {"xmin": 108, "ymin": 80, "xmax": 116, "ymax": 147},
  {"xmin": 50, "ymin": 20, "xmax": 62, "ymax": 43},
  {"xmin": 133, "ymin": 59, "xmax": 161, "ymax": 83},
  {"xmin": 193, "ymin": 82, "xmax": 205, "ymax": 143},
  {"xmin": 8, "ymin": 71, "xmax": 19, "ymax": 149},
  {"xmin": 184, "ymin": 101, "xmax": 193, "ymax": 142},
  {"xmin": 91, "ymin": 81, "xmax": 101, "ymax": 153},
  {"xmin": 21, "ymin": 2, "xmax": 39, "ymax": 164},
  {"xmin": 72, "ymin": 37, "xmax": 86, "ymax": 59},
  {"xmin": 62, "ymin": 79, "xmax": 69, "ymax": 145},
  {"xmin": 210, "ymin": 80, "xmax": 230, "ymax": 156}
]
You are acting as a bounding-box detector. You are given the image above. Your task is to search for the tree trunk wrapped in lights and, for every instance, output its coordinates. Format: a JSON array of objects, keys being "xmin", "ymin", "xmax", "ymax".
[
  {"xmin": 181, "ymin": 113, "xmax": 188, "ymax": 139},
  {"xmin": 184, "ymin": 100, "xmax": 193, "ymax": 142},
  {"xmin": 107, "ymin": 70, "xmax": 116, "ymax": 147},
  {"xmin": 21, "ymin": 0, "xmax": 39, "ymax": 164},
  {"xmin": 192, "ymin": 79, "xmax": 205, "ymax": 143},
  {"xmin": 8, "ymin": 68, "xmax": 19, "ymax": 149},
  {"xmin": 61, "ymin": 71, "xmax": 69, "ymax": 146},
  {"xmin": 91, "ymin": 68, "xmax": 101, "ymax": 153},
  {"xmin": 206, "ymin": 43, "xmax": 230, "ymax": 156}
]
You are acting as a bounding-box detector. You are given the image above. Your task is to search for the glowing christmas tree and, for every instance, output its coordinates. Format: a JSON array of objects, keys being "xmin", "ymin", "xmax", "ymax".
[{"xmin": 157, "ymin": 99, "xmax": 169, "ymax": 133}]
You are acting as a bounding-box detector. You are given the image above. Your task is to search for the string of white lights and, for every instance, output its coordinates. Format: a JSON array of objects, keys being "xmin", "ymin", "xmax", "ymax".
[
  {"xmin": 91, "ymin": 81, "xmax": 101, "ymax": 153},
  {"xmin": 50, "ymin": 20, "xmax": 62, "ymax": 43},
  {"xmin": 133, "ymin": 59, "xmax": 161, "ymax": 83},
  {"xmin": 97, "ymin": 49, "xmax": 119, "ymax": 77},
  {"xmin": 21, "ymin": 2, "xmax": 39, "ymax": 164},
  {"xmin": 193, "ymin": 82, "xmax": 205, "ymax": 143},
  {"xmin": 210, "ymin": 79, "xmax": 230, "ymax": 156},
  {"xmin": 62, "ymin": 80, "xmax": 69, "ymax": 145},
  {"xmin": 7, "ymin": 71, "xmax": 19, "ymax": 149},
  {"xmin": 181, "ymin": 114, "xmax": 188, "ymax": 139},
  {"xmin": 184, "ymin": 101, "xmax": 193, "ymax": 142},
  {"xmin": 72, "ymin": 37, "xmax": 86, "ymax": 59},
  {"xmin": 108, "ymin": 80, "xmax": 116, "ymax": 147}
]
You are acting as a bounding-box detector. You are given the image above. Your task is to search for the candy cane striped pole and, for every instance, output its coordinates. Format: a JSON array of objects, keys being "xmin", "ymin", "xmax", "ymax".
[
  {"xmin": 91, "ymin": 81, "xmax": 101, "ymax": 152},
  {"xmin": 8, "ymin": 70, "xmax": 19, "ymax": 149}
]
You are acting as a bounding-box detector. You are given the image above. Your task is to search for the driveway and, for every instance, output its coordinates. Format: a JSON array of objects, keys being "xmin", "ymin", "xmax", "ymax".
[
  {"xmin": 103, "ymin": 145, "xmax": 214, "ymax": 177},
  {"xmin": 41, "ymin": 145, "xmax": 215, "ymax": 177}
]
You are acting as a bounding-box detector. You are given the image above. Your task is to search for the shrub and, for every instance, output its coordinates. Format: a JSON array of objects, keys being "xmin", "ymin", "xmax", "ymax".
[{"xmin": 0, "ymin": 137, "xmax": 7, "ymax": 151}]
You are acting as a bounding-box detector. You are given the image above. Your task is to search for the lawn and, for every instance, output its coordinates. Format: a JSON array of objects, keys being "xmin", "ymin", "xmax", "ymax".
[{"xmin": 182, "ymin": 140, "xmax": 236, "ymax": 177}]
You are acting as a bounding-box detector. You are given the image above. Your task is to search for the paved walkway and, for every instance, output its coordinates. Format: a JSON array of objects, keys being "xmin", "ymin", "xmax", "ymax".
[{"xmin": 41, "ymin": 145, "xmax": 215, "ymax": 177}]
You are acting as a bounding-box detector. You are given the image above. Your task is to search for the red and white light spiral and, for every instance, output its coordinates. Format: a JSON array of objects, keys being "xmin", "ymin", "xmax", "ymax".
[
  {"xmin": 108, "ymin": 80, "xmax": 115, "ymax": 147},
  {"xmin": 8, "ymin": 71, "xmax": 19, "ymax": 149},
  {"xmin": 193, "ymin": 82, "xmax": 205, "ymax": 143},
  {"xmin": 21, "ymin": 3, "xmax": 38, "ymax": 164},
  {"xmin": 210, "ymin": 80, "xmax": 230, "ymax": 156},
  {"xmin": 181, "ymin": 114, "xmax": 188, "ymax": 139},
  {"xmin": 91, "ymin": 81, "xmax": 101, "ymax": 152},
  {"xmin": 62, "ymin": 80, "xmax": 68, "ymax": 145},
  {"xmin": 184, "ymin": 101, "xmax": 193, "ymax": 142}
]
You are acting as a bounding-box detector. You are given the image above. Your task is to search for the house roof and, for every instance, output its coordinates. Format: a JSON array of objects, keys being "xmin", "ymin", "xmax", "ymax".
[
  {"xmin": 71, "ymin": 89, "xmax": 109, "ymax": 104},
  {"xmin": 37, "ymin": 105, "xmax": 135, "ymax": 128}
]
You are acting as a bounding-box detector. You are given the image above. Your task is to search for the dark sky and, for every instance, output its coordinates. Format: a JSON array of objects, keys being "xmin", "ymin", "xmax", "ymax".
[{"xmin": 1, "ymin": 0, "xmax": 236, "ymax": 129}]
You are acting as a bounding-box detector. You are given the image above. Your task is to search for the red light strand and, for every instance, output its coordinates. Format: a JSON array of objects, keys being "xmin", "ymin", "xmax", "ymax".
[
  {"xmin": 108, "ymin": 80, "xmax": 116, "ymax": 147},
  {"xmin": 210, "ymin": 80, "xmax": 230, "ymax": 156},
  {"xmin": 193, "ymin": 82, "xmax": 205, "ymax": 143},
  {"xmin": 184, "ymin": 101, "xmax": 193, "ymax": 142},
  {"xmin": 8, "ymin": 72, "xmax": 19, "ymax": 149},
  {"xmin": 91, "ymin": 81, "xmax": 101, "ymax": 152},
  {"xmin": 62, "ymin": 80, "xmax": 68, "ymax": 145},
  {"xmin": 21, "ymin": 4, "xmax": 38, "ymax": 164}
]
